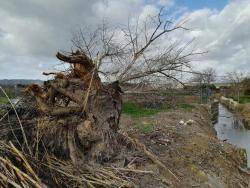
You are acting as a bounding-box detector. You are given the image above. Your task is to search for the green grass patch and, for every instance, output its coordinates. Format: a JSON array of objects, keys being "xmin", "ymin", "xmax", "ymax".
[
  {"xmin": 122, "ymin": 102, "xmax": 168, "ymax": 118},
  {"xmin": 0, "ymin": 97, "xmax": 8, "ymax": 116},
  {"xmin": 134, "ymin": 123, "xmax": 153, "ymax": 134},
  {"xmin": 239, "ymin": 96, "xmax": 250, "ymax": 104},
  {"xmin": 232, "ymin": 95, "xmax": 250, "ymax": 104},
  {"xmin": 176, "ymin": 103, "xmax": 195, "ymax": 111},
  {"xmin": 0, "ymin": 97, "xmax": 8, "ymax": 104}
]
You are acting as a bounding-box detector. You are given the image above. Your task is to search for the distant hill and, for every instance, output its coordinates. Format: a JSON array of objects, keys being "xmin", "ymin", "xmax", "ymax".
[{"xmin": 0, "ymin": 79, "xmax": 43, "ymax": 86}]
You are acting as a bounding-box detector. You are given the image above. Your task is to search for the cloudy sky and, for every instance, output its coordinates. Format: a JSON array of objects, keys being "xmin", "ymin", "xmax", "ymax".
[{"xmin": 0, "ymin": 0, "xmax": 249, "ymax": 80}]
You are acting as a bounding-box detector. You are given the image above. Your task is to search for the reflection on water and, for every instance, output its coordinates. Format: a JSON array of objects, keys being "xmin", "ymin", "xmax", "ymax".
[{"xmin": 214, "ymin": 104, "xmax": 250, "ymax": 167}]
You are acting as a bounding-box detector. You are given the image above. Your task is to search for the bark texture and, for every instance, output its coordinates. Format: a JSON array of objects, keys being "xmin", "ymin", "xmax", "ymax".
[{"xmin": 15, "ymin": 50, "xmax": 123, "ymax": 163}]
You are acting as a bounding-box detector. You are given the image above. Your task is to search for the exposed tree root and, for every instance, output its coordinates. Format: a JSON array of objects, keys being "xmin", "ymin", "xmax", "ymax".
[{"xmin": 0, "ymin": 50, "xmax": 176, "ymax": 187}]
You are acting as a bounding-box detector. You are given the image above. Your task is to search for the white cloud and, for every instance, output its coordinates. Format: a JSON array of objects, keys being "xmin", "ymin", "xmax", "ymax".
[
  {"xmin": 0, "ymin": 0, "xmax": 249, "ymax": 80},
  {"xmin": 179, "ymin": 0, "xmax": 250, "ymax": 76},
  {"xmin": 0, "ymin": 0, "xmax": 146, "ymax": 79},
  {"xmin": 157, "ymin": 0, "xmax": 174, "ymax": 6},
  {"xmin": 92, "ymin": 0, "xmax": 142, "ymax": 23},
  {"xmin": 139, "ymin": 4, "xmax": 159, "ymax": 22}
]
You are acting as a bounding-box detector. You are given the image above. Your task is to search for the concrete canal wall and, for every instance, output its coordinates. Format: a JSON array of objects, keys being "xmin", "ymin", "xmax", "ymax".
[{"xmin": 220, "ymin": 96, "xmax": 250, "ymax": 129}]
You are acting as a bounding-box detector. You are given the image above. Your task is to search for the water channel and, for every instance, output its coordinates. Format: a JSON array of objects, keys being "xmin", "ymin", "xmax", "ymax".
[{"xmin": 214, "ymin": 103, "xmax": 250, "ymax": 167}]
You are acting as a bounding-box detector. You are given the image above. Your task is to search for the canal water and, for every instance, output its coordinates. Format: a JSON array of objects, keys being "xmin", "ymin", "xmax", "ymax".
[{"xmin": 214, "ymin": 103, "xmax": 250, "ymax": 167}]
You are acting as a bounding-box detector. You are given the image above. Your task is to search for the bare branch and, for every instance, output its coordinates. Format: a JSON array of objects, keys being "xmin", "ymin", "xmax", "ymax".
[{"xmin": 70, "ymin": 8, "xmax": 201, "ymax": 86}]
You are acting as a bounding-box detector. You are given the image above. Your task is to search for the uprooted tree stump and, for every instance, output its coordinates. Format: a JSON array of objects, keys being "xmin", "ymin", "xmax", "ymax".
[
  {"xmin": 0, "ymin": 50, "xmax": 179, "ymax": 177},
  {"xmin": 16, "ymin": 50, "xmax": 123, "ymax": 164},
  {"xmin": 0, "ymin": 10, "xmax": 199, "ymax": 186}
]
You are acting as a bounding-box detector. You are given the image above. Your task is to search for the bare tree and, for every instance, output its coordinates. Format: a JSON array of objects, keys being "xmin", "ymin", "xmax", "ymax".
[
  {"xmin": 190, "ymin": 67, "xmax": 216, "ymax": 103},
  {"xmin": 71, "ymin": 9, "xmax": 203, "ymax": 86},
  {"xmin": 226, "ymin": 71, "xmax": 245, "ymax": 102},
  {"xmin": 203, "ymin": 68, "xmax": 216, "ymax": 84},
  {"xmin": 191, "ymin": 67, "xmax": 216, "ymax": 85},
  {"xmin": 242, "ymin": 77, "xmax": 250, "ymax": 95}
]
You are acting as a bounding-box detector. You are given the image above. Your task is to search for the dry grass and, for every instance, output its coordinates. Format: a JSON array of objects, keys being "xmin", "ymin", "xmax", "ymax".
[{"xmin": 0, "ymin": 140, "xmax": 161, "ymax": 188}]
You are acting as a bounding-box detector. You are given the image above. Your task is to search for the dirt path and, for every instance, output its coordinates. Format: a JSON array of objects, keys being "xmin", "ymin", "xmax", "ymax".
[{"xmin": 120, "ymin": 105, "xmax": 249, "ymax": 187}]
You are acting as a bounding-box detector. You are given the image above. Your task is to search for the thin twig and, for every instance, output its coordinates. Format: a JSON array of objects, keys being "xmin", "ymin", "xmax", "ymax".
[{"xmin": 0, "ymin": 86, "xmax": 32, "ymax": 155}]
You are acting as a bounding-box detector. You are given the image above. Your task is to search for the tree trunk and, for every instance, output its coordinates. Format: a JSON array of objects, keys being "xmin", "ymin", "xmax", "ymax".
[{"xmin": 17, "ymin": 51, "xmax": 123, "ymax": 163}]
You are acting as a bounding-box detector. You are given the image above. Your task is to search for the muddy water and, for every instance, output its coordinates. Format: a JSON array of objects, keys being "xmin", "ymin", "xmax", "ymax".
[{"xmin": 214, "ymin": 104, "xmax": 250, "ymax": 167}]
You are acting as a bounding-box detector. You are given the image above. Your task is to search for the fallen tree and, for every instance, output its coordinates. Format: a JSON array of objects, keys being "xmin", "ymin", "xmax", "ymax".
[{"xmin": 0, "ymin": 9, "xmax": 201, "ymax": 187}]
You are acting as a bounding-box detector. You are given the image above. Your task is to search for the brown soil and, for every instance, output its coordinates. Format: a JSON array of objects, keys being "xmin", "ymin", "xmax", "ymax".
[{"xmin": 120, "ymin": 105, "xmax": 249, "ymax": 188}]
